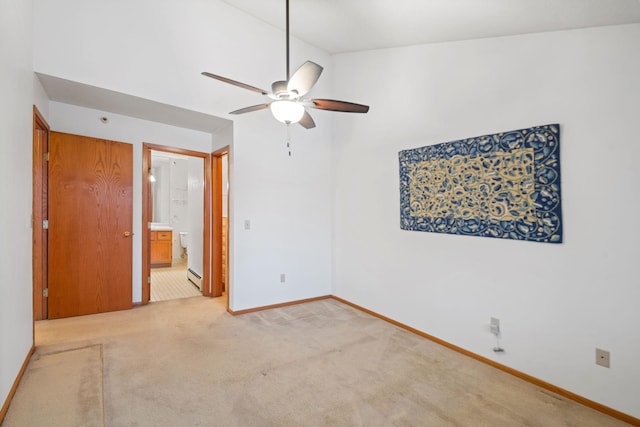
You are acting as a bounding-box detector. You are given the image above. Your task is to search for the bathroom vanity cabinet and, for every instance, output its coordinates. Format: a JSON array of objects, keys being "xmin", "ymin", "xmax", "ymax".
[{"xmin": 150, "ymin": 230, "xmax": 172, "ymax": 267}]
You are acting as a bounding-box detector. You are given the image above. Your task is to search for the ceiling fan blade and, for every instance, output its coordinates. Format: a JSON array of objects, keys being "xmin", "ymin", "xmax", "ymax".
[
  {"xmin": 287, "ymin": 61, "xmax": 323, "ymax": 97},
  {"xmin": 229, "ymin": 104, "xmax": 271, "ymax": 115},
  {"xmin": 298, "ymin": 111, "xmax": 316, "ymax": 129},
  {"xmin": 202, "ymin": 72, "xmax": 269, "ymax": 95},
  {"xmin": 311, "ymin": 99, "xmax": 370, "ymax": 113}
]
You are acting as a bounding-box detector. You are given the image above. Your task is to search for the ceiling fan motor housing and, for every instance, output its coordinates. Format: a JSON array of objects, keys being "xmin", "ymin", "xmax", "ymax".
[{"xmin": 271, "ymin": 80, "xmax": 293, "ymax": 98}]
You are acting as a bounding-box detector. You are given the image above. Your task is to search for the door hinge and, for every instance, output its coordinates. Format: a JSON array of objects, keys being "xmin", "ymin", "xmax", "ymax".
[
  {"xmin": 43, "ymin": 288, "xmax": 48, "ymax": 297},
  {"xmin": 44, "ymin": 152, "xmax": 49, "ymax": 161},
  {"xmin": 42, "ymin": 219, "xmax": 49, "ymax": 229},
  {"xmin": 147, "ymin": 276, "xmax": 151, "ymax": 284}
]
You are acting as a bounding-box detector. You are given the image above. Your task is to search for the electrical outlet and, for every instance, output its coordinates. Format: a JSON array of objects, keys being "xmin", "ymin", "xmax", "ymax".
[
  {"xmin": 596, "ymin": 348, "xmax": 610, "ymax": 368},
  {"xmin": 280, "ymin": 273, "xmax": 286, "ymax": 283},
  {"xmin": 490, "ymin": 317, "xmax": 500, "ymax": 335}
]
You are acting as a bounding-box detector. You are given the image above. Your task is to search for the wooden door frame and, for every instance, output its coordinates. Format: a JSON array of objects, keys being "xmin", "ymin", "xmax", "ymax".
[
  {"xmin": 142, "ymin": 143, "xmax": 213, "ymax": 304},
  {"xmin": 211, "ymin": 146, "xmax": 229, "ymax": 298},
  {"xmin": 32, "ymin": 106, "xmax": 49, "ymax": 321}
]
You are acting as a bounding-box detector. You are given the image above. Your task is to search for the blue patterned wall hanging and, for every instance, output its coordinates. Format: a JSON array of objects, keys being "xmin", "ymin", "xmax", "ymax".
[{"xmin": 399, "ymin": 124, "xmax": 562, "ymax": 243}]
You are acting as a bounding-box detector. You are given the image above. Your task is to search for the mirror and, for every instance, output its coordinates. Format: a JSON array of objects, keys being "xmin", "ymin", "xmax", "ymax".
[
  {"xmin": 151, "ymin": 151, "xmax": 193, "ymax": 224},
  {"xmin": 151, "ymin": 155, "xmax": 171, "ymax": 223}
]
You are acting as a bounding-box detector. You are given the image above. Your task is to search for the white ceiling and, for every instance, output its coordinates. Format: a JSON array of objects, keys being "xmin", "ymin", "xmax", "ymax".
[
  {"xmin": 38, "ymin": 1, "xmax": 640, "ymax": 134},
  {"xmin": 38, "ymin": 74, "xmax": 232, "ymax": 134},
  {"xmin": 222, "ymin": 0, "xmax": 640, "ymax": 54}
]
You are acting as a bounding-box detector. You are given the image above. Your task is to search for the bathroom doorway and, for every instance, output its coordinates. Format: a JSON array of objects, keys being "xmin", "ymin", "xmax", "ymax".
[
  {"xmin": 149, "ymin": 150, "xmax": 203, "ymax": 301},
  {"xmin": 142, "ymin": 144, "xmax": 212, "ymax": 304}
]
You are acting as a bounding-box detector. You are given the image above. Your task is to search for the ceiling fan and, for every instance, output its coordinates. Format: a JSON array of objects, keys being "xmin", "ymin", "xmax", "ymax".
[{"xmin": 201, "ymin": 0, "xmax": 369, "ymax": 129}]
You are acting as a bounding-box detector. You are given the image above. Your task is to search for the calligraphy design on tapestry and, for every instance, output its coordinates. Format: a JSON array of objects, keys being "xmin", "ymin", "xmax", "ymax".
[{"xmin": 398, "ymin": 124, "xmax": 562, "ymax": 243}]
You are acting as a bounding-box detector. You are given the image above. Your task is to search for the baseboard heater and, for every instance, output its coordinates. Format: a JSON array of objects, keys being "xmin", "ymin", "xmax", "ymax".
[{"xmin": 187, "ymin": 268, "xmax": 202, "ymax": 290}]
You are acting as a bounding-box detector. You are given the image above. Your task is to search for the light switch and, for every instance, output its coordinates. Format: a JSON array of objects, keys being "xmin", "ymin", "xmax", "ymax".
[{"xmin": 244, "ymin": 220, "xmax": 251, "ymax": 230}]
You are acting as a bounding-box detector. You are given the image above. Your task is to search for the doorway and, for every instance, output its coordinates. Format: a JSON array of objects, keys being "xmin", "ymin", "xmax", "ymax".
[
  {"xmin": 149, "ymin": 150, "xmax": 204, "ymax": 301},
  {"xmin": 142, "ymin": 144, "xmax": 212, "ymax": 304}
]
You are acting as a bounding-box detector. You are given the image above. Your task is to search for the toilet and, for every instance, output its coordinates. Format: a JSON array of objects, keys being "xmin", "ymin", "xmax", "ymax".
[
  {"xmin": 179, "ymin": 231, "xmax": 189, "ymax": 249},
  {"xmin": 179, "ymin": 232, "xmax": 188, "ymax": 258}
]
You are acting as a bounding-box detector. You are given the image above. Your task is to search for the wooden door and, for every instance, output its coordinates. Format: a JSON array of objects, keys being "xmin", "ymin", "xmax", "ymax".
[
  {"xmin": 48, "ymin": 132, "xmax": 133, "ymax": 318},
  {"xmin": 211, "ymin": 150, "xmax": 224, "ymax": 297},
  {"xmin": 33, "ymin": 107, "xmax": 50, "ymax": 320}
]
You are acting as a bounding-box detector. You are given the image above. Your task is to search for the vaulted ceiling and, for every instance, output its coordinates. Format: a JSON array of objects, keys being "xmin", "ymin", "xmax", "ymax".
[
  {"xmin": 222, "ymin": 0, "xmax": 640, "ymax": 53},
  {"xmin": 37, "ymin": 1, "xmax": 640, "ymax": 134}
]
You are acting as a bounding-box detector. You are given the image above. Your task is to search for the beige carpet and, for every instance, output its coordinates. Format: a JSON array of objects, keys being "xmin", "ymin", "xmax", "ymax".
[
  {"xmin": 4, "ymin": 297, "xmax": 630, "ymax": 426},
  {"xmin": 3, "ymin": 345, "xmax": 104, "ymax": 426}
]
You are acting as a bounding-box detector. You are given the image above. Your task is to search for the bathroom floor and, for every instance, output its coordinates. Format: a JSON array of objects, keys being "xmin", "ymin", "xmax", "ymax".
[{"xmin": 150, "ymin": 263, "xmax": 201, "ymax": 302}]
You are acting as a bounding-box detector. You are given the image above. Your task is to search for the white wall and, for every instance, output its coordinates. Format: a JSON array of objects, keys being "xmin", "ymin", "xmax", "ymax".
[
  {"xmin": 49, "ymin": 101, "xmax": 212, "ymax": 302},
  {"xmin": 187, "ymin": 157, "xmax": 204, "ymax": 277},
  {"xmin": 169, "ymin": 158, "xmax": 189, "ymax": 262},
  {"xmin": 151, "ymin": 158, "xmax": 171, "ymax": 223},
  {"xmin": 33, "ymin": 73, "xmax": 49, "ymax": 120},
  {"xmin": 0, "ymin": 0, "xmax": 34, "ymax": 409},
  {"xmin": 212, "ymin": 124, "xmax": 233, "ymax": 153},
  {"xmin": 33, "ymin": 0, "xmax": 334, "ymax": 311},
  {"xmin": 230, "ymin": 112, "xmax": 333, "ymax": 310},
  {"xmin": 331, "ymin": 24, "xmax": 640, "ymax": 417}
]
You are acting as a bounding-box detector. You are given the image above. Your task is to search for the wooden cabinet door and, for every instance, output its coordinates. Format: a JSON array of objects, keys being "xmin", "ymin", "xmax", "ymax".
[
  {"xmin": 48, "ymin": 132, "xmax": 133, "ymax": 318},
  {"xmin": 150, "ymin": 231, "xmax": 172, "ymax": 266},
  {"xmin": 150, "ymin": 242, "xmax": 172, "ymax": 266}
]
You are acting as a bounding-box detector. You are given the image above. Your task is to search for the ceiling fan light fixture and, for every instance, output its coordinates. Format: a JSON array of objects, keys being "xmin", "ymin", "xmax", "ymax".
[
  {"xmin": 201, "ymin": 0, "xmax": 368, "ymax": 131},
  {"xmin": 270, "ymin": 100, "xmax": 305, "ymax": 124}
]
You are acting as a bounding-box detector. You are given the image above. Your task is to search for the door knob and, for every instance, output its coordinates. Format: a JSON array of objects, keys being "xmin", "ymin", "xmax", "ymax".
[{"xmin": 123, "ymin": 231, "xmax": 134, "ymax": 237}]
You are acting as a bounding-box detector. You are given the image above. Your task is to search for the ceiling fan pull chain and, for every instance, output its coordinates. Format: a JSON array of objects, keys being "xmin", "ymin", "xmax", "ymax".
[{"xmin": 286, "ymin": 124, "xmax": 292, "ymax": 157}]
